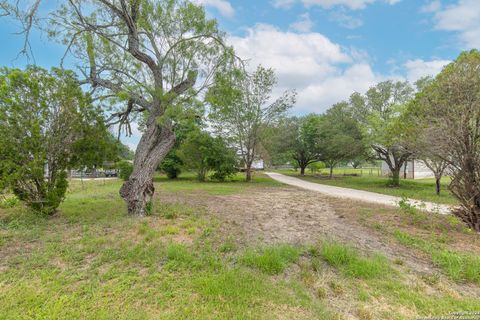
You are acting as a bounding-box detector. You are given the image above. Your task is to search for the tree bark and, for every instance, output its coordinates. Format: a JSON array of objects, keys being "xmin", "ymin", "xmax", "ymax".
[
  {"xmin": 390, "ymin": 167, "xmax": 401, "ymax": 187},
  {"xmin": 245, "ymin": 165, "xmax": 252, "ymax": 182},
  {"xmin": 329, "ymin": 166, "xmax": 334, "ymax": 179},
  {"xmin": 119, "ymin": 115, "xmax": 175, "ymax": 216},
  {"xmin": 435, "ymin": 176, "xmax": 441, "ymax": 195},
  {"xmin": 300, "ymin": 165, "xmax": 306, "ymax": 176}
]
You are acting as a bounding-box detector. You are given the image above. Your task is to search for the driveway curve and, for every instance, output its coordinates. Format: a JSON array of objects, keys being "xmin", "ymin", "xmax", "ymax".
[{"xmin": 265, "ymin": 172, "xmax": 452, "ymax": 214}]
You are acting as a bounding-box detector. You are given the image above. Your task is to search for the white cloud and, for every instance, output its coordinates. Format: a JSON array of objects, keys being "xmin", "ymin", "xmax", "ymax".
[
  {"xmin": 431, "ymin": 0, "xmax": 480, "ymax": 48},
  {"xmin": 229, "ymin": 24, "xmax": 381, "ymax": 113},
  {"xmin": 420, "ymin": 0, "xmax": 441, "ymax": 13},
  {"xmin": 330, "ymin": 9, "xmax": 363, "ymax": 28},
  {"xmin": 194, "ymin": 0, "xmax": 235, "ymax": 17},
  {"xmin": 403, "ymin": 59, "xmax": 450, "ymax": 82},
  {"xmin": 302, "ymin": 0, "xmax": 375, "ymax": 10},
  {"xmin": 272, "ymin": 0, "xmax": 401, "ymax": 10},
  {"xmin": 290, "ymin": 13, "xmax": 315, "ymax": 32},
  {"xmin": 272, "ymin": 0, "xmax": 297, "ymax": 9}
]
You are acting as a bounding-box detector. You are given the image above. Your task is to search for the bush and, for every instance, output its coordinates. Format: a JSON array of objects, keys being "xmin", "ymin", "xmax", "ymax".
[
  {"xmin": 0, "ymin": 67, "xmax": 109, "ymax": 215},
  {"xmin": 178, "ymin": 130, "xmax": 238, "ymax": 182},
  {"xmin": 0, "ymin": 195, "xmax": 20, "ymax": 209},
  {"xmin": 117, "ymin": 160, "xmax": 133, "ymax": 181},
  {"xmin": 159, "ymin": 152, "xmax": 182, "ymax": 179}
]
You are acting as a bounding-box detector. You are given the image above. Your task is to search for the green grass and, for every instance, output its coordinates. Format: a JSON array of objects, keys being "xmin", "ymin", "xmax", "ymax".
[
  {"xmin": 239, "ymin": 244, "xmax": 302, "ymax": 274},
  {"xmin": 277, "ymin": 169, "xmax": 456, "ymax": 205},
  {"xmin": 319, "ymin": 242, "xmax": 391, "ymax": 279},
  {"xmin": 1, "ymin": 177, "xmax": 479, "ymax": 319},
  {"xmin": 393, "ymin": 230, "xmax": 480, "ymax": 285},
  {"xmin": 0, "ymin": 179, "xmax": 327, "ymax": 320},
  {"xmin": 155, "ymin": 172, "xmax": 283, "ymax": 195}
]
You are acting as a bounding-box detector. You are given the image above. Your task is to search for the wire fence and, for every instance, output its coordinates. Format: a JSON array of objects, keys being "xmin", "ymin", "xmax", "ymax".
[{"xmin": 314, "ymin": 167, "xmax": 381, "ymax": 176}]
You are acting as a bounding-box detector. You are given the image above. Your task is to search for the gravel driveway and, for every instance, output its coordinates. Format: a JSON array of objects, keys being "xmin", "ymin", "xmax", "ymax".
[{"xmin": 266, "ymin": 172, "xmax": 452, "ymax": 214}]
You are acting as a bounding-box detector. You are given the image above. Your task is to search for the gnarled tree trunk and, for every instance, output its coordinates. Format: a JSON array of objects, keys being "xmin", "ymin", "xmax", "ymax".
[{"xmin": 120, "ymin": 113, "xmax": 175, "ymax": 216}]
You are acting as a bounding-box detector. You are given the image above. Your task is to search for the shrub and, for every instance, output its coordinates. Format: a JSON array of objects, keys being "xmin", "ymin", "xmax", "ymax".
[
  {"xmin": 0, "ymin": 195, "xmax": 20, "ymax": 209},
  {"xmin": 117, "ymin": 160, "xmax": 133, "ymax": 181},
  {"xmin": 0, "ymin": 67, "xmax": 108, "ymax": 215},
  {"xmin": 178, "ymin": 130, "xmax": 238, "ymax": 182},
  {"xmin": 159, "ymin": 152, "xmax": 182, "ymax": 179}
]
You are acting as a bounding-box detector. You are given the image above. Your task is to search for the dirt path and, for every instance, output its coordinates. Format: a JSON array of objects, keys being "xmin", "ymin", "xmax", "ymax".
[
  {"xmin": 266, "ymin": 172, "xmax": 452, "ymax": 214},
  {"xmin": 161, "ymin": 187, "xmax": 436, "ymax": 272}
]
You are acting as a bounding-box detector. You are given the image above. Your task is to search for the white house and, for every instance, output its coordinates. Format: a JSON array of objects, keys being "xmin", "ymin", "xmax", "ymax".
[{"xmin": 381, "ymin": 159, "xmax": 435, "ymax": 179}]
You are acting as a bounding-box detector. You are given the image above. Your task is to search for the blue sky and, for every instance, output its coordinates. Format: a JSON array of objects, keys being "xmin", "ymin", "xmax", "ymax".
[{"xmin": 1, "ymin": 0, "xmax": 479, "ymax": 149}]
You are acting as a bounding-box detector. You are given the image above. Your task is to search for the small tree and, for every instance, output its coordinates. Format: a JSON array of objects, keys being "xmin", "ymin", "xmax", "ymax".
[
  {"xmin": 208, "ymin": 66, "xmax": 296, "ymax": 181},
  {"xmin": 177, "ymin": 131, "xmax": 212, "ymax": 182},
  {"xmin": 287, "ymin": 115, "xmax": 323, "ymax": 176},
  {"xmin": 0, "ymin": 67, "xmax": 107, "ymax": 215},
  {"xmin": 412, "ymin": 50, "xmax": 480, "ymax": 231},
  {"xmin": 421, "ymin": 158, "xmax": 449, "ymax": 195},
  {"xmin": 319, "ymin": 102, "xmax": 365, "ymax": 179}
]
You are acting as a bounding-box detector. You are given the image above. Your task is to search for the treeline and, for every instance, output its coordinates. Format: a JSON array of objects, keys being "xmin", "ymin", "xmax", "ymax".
[{"xmin": 265, "ymin": 50, "xmax": 480, "ymax": 232}]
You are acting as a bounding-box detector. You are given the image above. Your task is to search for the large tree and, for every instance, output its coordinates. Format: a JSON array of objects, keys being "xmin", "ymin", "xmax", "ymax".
[
  {"xmin": 350, "ymin": 81, "xmax": 414, "ymax": 186},
  {"xmin": 207, "ymin": 66, "xmax": 296, "ymax": 181},
  {"xmin": 412, "ymin": 50, "xmax": 480, "ymax": 231},
  {"xmin": 0, "ymin": 67, "xmax": 108, "ymax": 215},
  {"xmin": 44, "ymin": 0, "xmax": 234, "ymax": 216}
]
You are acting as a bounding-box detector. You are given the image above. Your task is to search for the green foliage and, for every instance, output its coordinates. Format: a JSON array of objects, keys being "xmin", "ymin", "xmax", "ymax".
[
  {"xmin": 159, "ymin": 152, "xmax": 183, "ymax": 179},
  {"xmin": 283, "ymin": 115, "xmax": 324, "ymax": 173},
  {"xmin": 239, "ymin": 245, "xmax": 302, "ymax": 275},
  {"xmin": 319, "ymin": 102, "xmax": 366, "ymax": 176},
  {"xmin": 0, "ymin": 195, "xmax": 19, "ymax": 209},
  {"xmin": 0, "ymin": 67, "xmax": 108, "ymax": 215},
  {"xmin": 308, "ymin": 161, "xmax": 325, "ymax": 174},
  {"xmin": 177, "ymin": 130, "xmax": 237, "ymax": 182},
  {"xmin": 117, "ymin": 161, "xmax": 133, "ymax": 181}
]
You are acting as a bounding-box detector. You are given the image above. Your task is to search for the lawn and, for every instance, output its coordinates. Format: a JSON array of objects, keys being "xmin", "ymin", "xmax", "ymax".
[
  {"xmin": 1, "ymin": 175, "xmax": 478, "ymax": 319},
  {"xmin": 276, "ymin": 169, "xmax": 457, "ymax": 205}
]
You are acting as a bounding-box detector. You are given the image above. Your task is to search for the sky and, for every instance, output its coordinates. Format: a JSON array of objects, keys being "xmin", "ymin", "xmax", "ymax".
[{"xmin": 1, "ymin": 0, "xmax": 479, "ymax": 150}]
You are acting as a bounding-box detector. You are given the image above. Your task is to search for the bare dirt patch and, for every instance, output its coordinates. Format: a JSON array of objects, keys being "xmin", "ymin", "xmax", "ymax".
[
  {"xmin": 159, "ymin": 187, "xmax": 430, "ymax": 267},
  {"xmin": 158, "ymin": 185, "xmax": 479, "ymax": 292}
]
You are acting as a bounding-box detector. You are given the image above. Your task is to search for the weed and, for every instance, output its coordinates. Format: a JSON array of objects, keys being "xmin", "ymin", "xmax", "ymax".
[
  {"xmin": 328, "ymin": 281, "xmax": 344, "ymax": 296},
  {"xmin": 160, "ymin": 225, "xmax": 180, "ymax": 235},
  {"xmin": 316, "ymin": 287, "xmax": 327, "ymax": 299},
  {"xmin": 357, "ymin": 306, "xmax": 373, "ymax": 320},
  {"xmin": 239, "ymin": 244, "xmax": 301, "ymax": 275},
  {"xmin": 320, "ymin": 242, "xmax": 390, "ymax": 279},
  {"xmin": 219, "ymin": 236, "xmax": 237, "ymax": 253}
]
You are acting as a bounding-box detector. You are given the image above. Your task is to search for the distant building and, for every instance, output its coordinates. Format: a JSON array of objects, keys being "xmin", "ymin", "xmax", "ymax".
[
  {"xmin": 251, "ymin": 159, "xmax": 264, "ymax": 170},
  {"xmin": 381, "ymin": 159, "xmax": 434, "ymax": 179}
]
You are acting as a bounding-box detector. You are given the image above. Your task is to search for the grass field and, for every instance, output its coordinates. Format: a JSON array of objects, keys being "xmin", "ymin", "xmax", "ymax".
[
  {"xmin": 276, "ymin": 169, "xmax": 456, "ymax": 205},
  {"xmin": 1, "ymin": 174, "xmax": 478, "ymax": 319}
]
